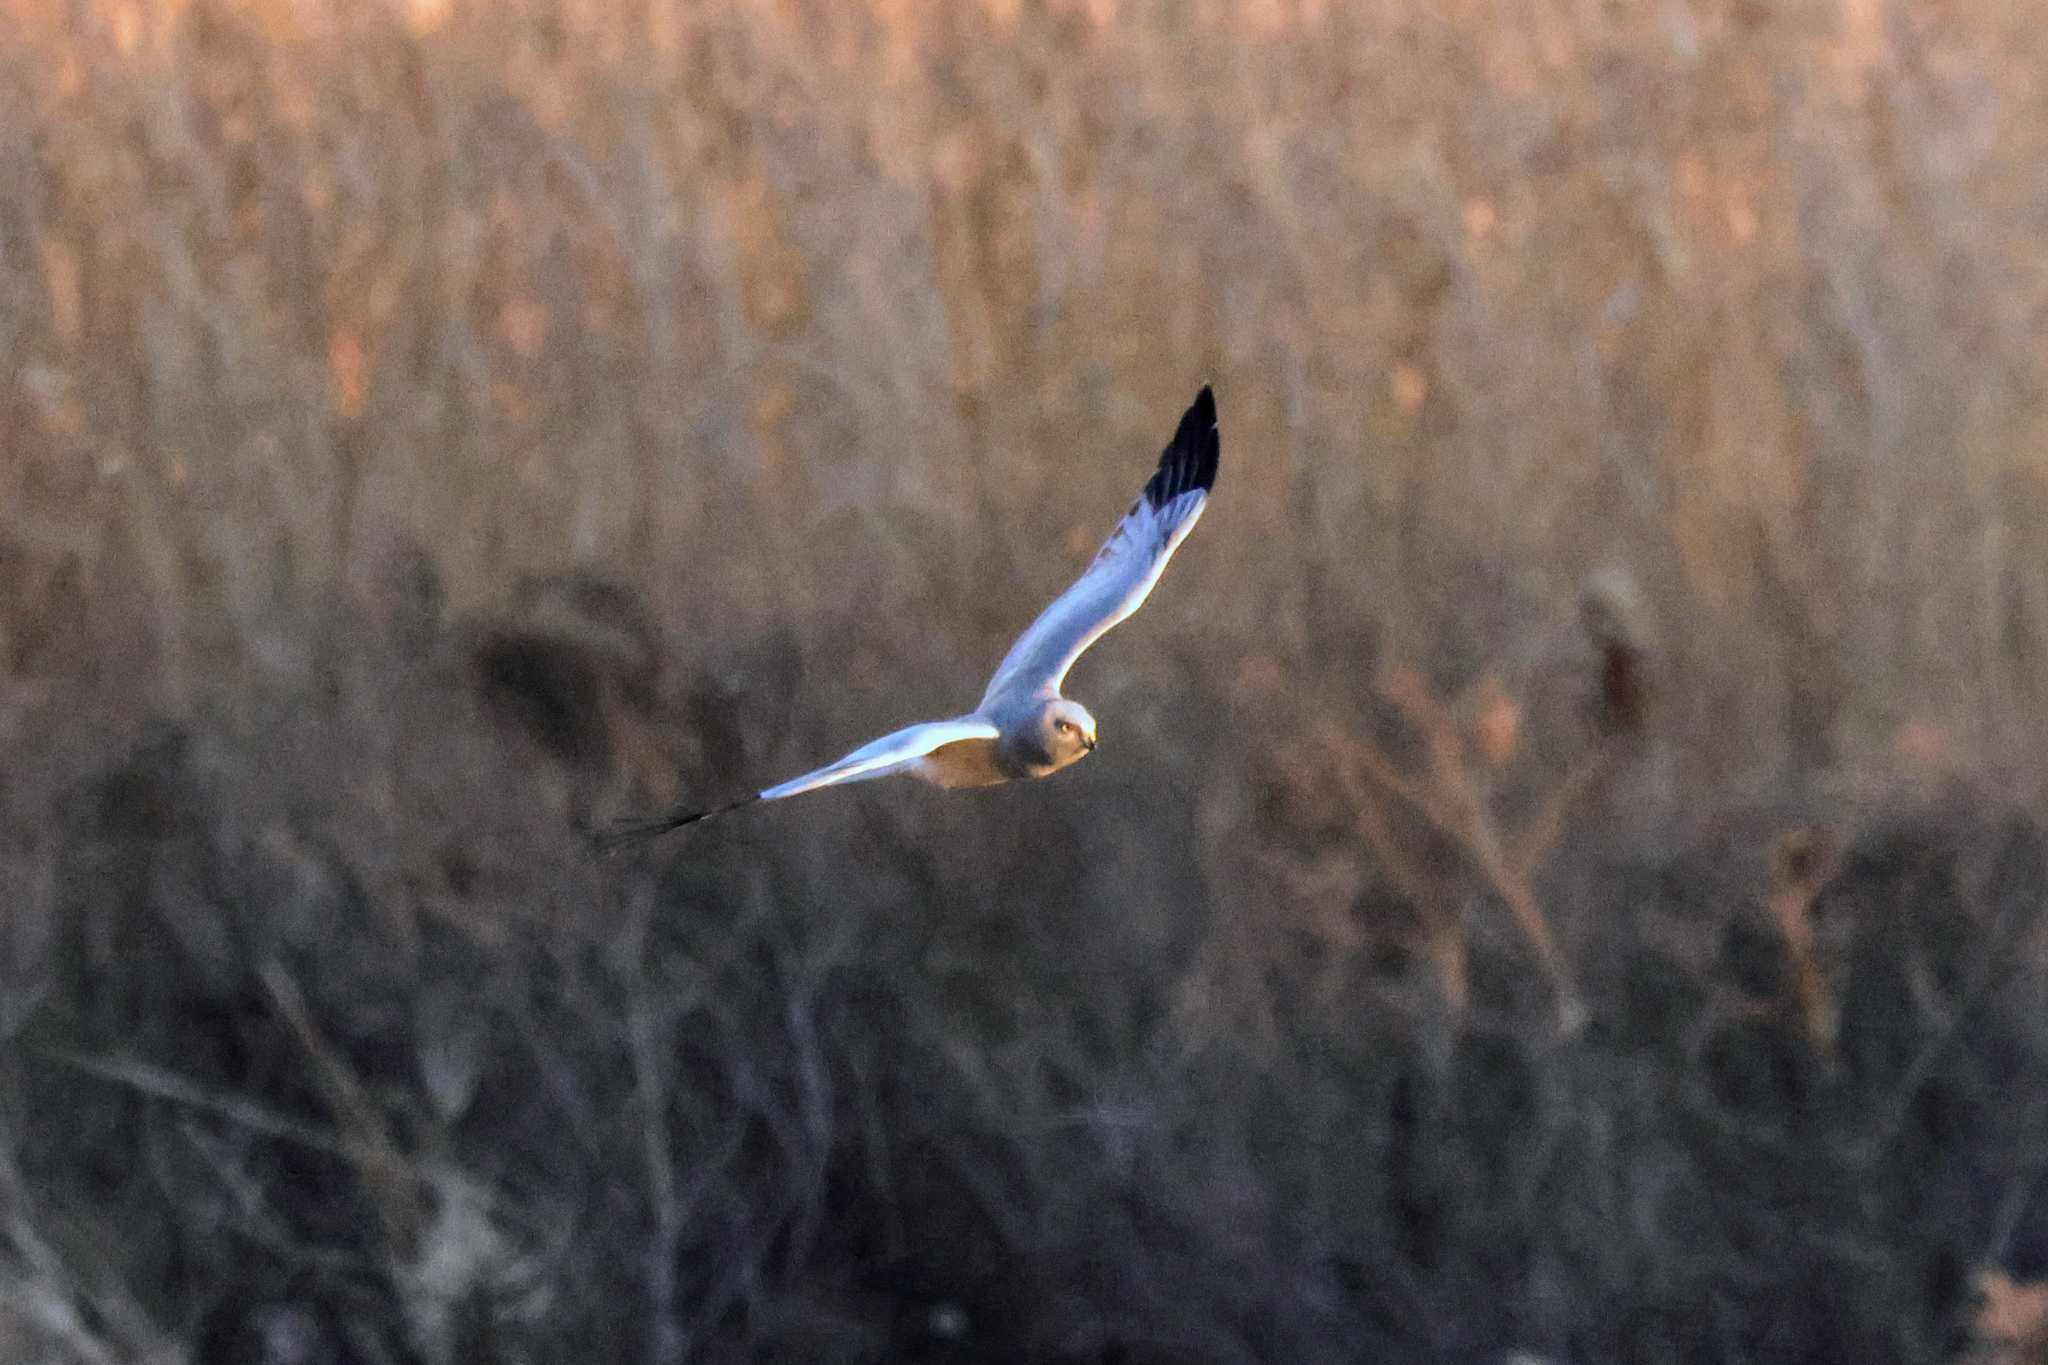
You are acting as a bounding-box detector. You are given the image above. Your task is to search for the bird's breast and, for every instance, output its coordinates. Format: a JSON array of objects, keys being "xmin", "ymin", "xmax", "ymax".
[{"xmin": 916, "ymin": 738, "xmax": 1013, "ymax": 790}]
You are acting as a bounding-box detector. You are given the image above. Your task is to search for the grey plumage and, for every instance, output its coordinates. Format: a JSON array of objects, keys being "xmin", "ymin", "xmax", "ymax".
[
  {"xmin": 978, "ymin": 386, "xmax": 1220, "ymax": 712},
  {"xmin": 599, "ymin": 385, "xmax": 1220, "ymax": 848}
]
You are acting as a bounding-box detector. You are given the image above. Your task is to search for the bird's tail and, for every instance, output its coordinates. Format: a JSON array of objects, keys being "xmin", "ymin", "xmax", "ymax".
[{"xmin": 590, "ymin": 793, "xmax": 762, "ymax": 853}]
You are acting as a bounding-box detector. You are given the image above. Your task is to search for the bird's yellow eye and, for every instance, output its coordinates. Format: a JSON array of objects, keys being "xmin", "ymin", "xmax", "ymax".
[{"xmin": 1054, "ymin": 719, "xmax": 1072, "ymax": 734}]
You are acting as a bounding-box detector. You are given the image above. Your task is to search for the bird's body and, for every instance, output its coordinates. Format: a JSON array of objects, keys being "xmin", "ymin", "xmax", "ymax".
[
  {"xmin": 913, "ymin": 729, "xmax": 1011, "ymax": 789},
  {"xmin": 600, "ymin": 386, "xmax": 1219, "ymax": 845}
]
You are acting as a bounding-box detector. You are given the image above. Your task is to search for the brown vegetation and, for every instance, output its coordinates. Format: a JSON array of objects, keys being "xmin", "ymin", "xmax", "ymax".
[{"xmin": 5, "ymin": 0, "xmax": 2048, "ymax": 1359}]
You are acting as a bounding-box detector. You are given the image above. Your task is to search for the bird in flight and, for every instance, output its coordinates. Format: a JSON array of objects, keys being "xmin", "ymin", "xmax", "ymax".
[{"xmin": 600, "ymin": 385, "xmax": 1220, "ymax": 846}]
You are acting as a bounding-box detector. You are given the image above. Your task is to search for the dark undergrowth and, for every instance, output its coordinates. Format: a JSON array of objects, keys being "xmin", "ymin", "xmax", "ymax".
[{"xmin": 6, "ymin": 573, "xmax": 2047, "ymax": 1364}]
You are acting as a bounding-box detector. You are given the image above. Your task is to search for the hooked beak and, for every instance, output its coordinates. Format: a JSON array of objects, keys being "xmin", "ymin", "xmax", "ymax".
[{"xmin": 1082, "ymin": 734, "xmax": 1097, "ymax": 751}]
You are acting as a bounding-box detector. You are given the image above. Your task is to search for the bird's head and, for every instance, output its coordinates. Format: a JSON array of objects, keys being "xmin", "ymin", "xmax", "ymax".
[{"xmin": 1041, "ymin": 699, "xmax": 1098, "ymax": 769}]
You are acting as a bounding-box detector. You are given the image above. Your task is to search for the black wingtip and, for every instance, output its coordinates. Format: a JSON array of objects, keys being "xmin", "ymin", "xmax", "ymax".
[
  {"xmin": 590, "ymin": 793, "xmax": 762, "ymax": 854},
  {"xmin": 1141, "ymin": 384, "xmax": 1220, "ymax": 510}
]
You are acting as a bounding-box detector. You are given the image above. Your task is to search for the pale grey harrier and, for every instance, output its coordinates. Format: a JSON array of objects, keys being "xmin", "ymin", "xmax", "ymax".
[{"xmin": 602, "ymin": 385, "xmax": 1219, "ymax": 844}]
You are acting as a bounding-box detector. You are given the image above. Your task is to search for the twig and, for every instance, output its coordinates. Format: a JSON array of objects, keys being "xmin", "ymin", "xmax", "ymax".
[{"xmin": 259, "ymin": 961, "xmax": 423, "ymax": 1252}]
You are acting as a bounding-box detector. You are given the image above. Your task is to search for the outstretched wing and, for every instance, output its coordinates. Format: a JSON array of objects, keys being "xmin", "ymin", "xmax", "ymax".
[
  {"xmin": 755, "ymin": 717, "xmax": 1000, "ymax": 801},
  {"xmin": 595, "ymin": 717, "xmax": 1000, "ymax": 849},
  {"xmin": 978, "ymin": 386, "xmax": 1220, "ymax": 710}
]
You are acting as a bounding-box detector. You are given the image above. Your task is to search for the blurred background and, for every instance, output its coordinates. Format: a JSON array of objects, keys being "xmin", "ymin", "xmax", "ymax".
[{"xmin": 5, "ymin": 0, "xmax": 2048, "ymax": 1360}]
